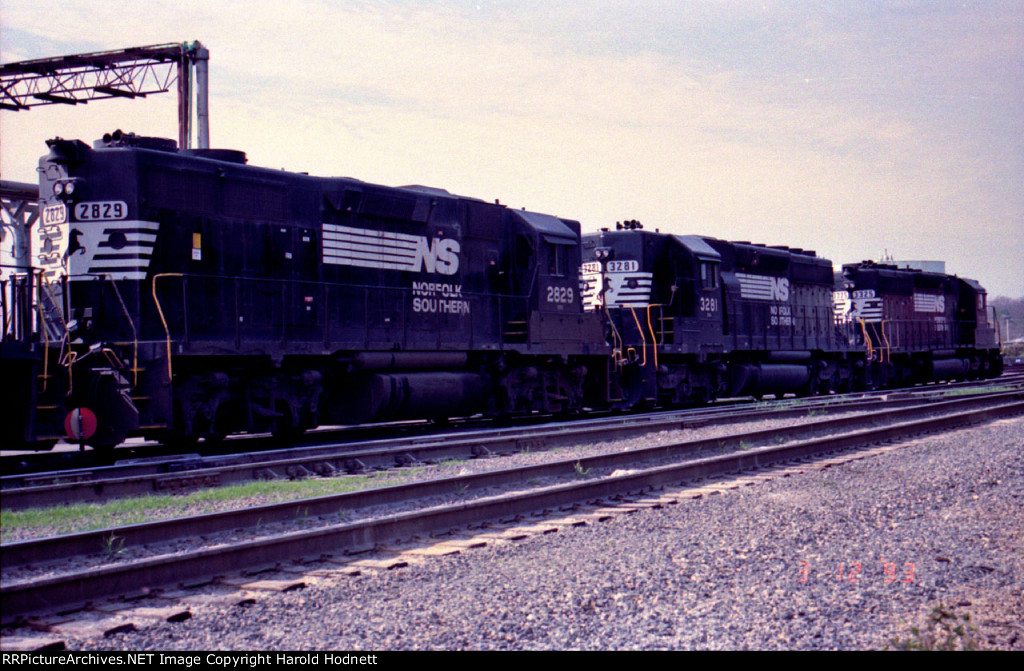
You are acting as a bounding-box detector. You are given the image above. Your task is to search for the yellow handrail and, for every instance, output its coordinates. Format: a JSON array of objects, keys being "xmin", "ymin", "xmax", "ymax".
[
  {"xmin": 880, "ymin": 320, "xmax": 892, "ymax": 364},
  {"xmin": 33, "ymin": 295, "xmax": 52, "ymax": 392},
  {"xmin": 152, "ymin": 273, "xmax": 183, "ymax": 382},
  {"xmin": 645, "ymin": 304, "xmax": 663, "ymax": 368},
  {"xmin": 856, "ymin": 318, "xmax": 874, "ymax": 360},
  {"xmin": 36, "ymin": 275, "xmax": 69, "ymax": 394},
  {"xmin": 629, "ymin": 307, "xmax": 647, "ymax": 367},
  {"xmin": 603, "ymin": 306, "xmax": 625, "ymax": 368}
]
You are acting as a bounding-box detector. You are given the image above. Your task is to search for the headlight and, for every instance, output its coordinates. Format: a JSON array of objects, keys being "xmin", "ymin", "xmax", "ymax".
[
  {"xmin": 64, "ymin": 180, "xmax": 76, "ymax": 195},
  {"xmin": 53, "ymin": 182, "xmax": 64, "ymax": 196}
]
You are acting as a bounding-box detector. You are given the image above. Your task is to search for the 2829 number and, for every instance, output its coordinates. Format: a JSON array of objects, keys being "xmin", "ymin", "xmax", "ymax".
[
  {"xmin": 547, "ymin": 286, "xmax": 575, "ymax": 304},
  {"xmin": 75, "ymin": 201, "xmax": 127, "ymax": 221}
]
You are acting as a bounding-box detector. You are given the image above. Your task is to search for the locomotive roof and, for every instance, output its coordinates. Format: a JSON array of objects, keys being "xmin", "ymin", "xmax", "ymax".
[
  {"xmin": 960, "ymin": 277, "xmax": 986, "ymax": 294},
  {"xmin": 840, "ymin": 261, "xmax": 972, "ymax": 295},
  {"xmin": 58, "ymin": 132, "xmax": 534, "ymax": 211},
  {"xmin": 583, "ymin": 229, "xmax": 832, "ymax": 268},
  {"xmin": 671, "ymin": 235, "xmax": 720, "ymax": 261},
  {"xmin": 514, "ymin": 209, "xmax": 578, "ymax": 243},
  {"xmin": 701, "ymin": 236, "xmax": 832, "ymax": 273}
]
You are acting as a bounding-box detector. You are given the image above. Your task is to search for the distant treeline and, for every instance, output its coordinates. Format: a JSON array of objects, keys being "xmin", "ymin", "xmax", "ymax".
[{"xmin": 992, "ymin": 295, "xmax": 1024, "ymax": 345}]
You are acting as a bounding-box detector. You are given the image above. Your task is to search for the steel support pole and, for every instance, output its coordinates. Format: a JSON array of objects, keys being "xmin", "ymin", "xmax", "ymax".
[
  {"xmin": 177, "ymin": 47, "xmax": 191, "ymax": 150},
  {"xmin": 194, "ymin": 43, "xmax": 210, "ymax": 149},
  {"xmin": 1, "ymin": 182, "xmax": 39, "ymax": 270}
]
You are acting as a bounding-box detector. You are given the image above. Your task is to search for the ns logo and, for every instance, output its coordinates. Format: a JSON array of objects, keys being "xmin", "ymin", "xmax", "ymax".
[
  {"xmin": 415, "ymin": 237, "xmax": 460, "ymax": 275},
  {"xmin": 770, "ymin": 277, "xmax": 790, "ymax": 301},
  {"xmin": 736, "ymin": 272, "xmax": 791, "ymax": 303},
  {"xmin": 321, "ymin": 224, "xmax": 461, "ymax": 276}
]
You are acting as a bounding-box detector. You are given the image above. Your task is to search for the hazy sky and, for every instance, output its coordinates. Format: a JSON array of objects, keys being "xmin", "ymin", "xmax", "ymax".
[{"xmin": 2, "ymin": 0, "xmax": 1021, "ymax": 297}]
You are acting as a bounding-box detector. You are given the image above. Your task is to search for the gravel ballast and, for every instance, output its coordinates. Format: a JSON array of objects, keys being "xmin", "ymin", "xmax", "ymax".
[{"xmin": 38, "ymin": 415, "xmax": 1024, "ymax": 649}]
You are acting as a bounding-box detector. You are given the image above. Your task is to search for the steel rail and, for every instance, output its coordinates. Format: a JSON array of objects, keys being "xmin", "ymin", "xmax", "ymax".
[
  {"xmin": 4, "ymin": 372, "xmax": 1019, "ymax": 482},
  {"xmin": 4, "ymin": 383, "xmax": 1020, "ymax": 510},
  {"xmin": 4, "ymin": 389, "xmax": 1021, "ymax": 567},
  {"xmin": 2, "ymin": 397, "xmax": 1022, "ymax": 622}
]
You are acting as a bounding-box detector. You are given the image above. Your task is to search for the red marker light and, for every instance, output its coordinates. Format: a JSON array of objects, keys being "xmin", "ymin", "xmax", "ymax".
[{"xmin": 65, "ymin": 407, "xmax": 98, "ymax": 441}]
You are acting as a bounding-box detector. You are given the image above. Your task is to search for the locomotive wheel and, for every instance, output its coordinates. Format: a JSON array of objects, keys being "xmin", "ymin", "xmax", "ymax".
[
  {"xmin": 164, "ymin": 434, "xmax": 200, "ymax": 450},
  {"xmin": 272, "ymin": 425, "xmax": 306, "ymax": 442},
  {"xmin": 85, "ymin": 438, "xmax": 118, "ymax": 452}
]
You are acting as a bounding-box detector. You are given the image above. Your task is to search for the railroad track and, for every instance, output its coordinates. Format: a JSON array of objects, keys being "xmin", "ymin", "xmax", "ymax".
[
  {"xmin": 3, "ymin": 388, "xmax": 1022, "ymax": 624},
  {"xmin": 4, "ymin": 376, "xmax": 1021, "ymax": 510},
  {"xmin": 5, "ymin": 371, "xmax": 1019, "ymax": 481}
]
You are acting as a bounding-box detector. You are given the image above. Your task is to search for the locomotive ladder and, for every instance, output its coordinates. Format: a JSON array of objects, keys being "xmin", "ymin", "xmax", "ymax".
[
  {"xmin": 21, "ymin": 276, "xmax": 72, "ymax": 443},
  {"xmin": 659, "ymin": 314, "xmax": 675, "ymax": 343},
  {"xmin": 504, "ymin": 320, "xmax": 529, "ymax": 343}
]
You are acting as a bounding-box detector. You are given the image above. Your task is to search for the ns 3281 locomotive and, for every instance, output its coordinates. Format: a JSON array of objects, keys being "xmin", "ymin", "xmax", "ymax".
[{"xmin": 0, "ymin": 132, "xmax": 1004, "ymax": 450}]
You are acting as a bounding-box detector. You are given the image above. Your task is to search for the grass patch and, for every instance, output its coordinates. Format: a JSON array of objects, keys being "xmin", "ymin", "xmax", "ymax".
[
  {"xmin": 889, "ymin": 604, "xmax": 980, "ymax": 650},
  {"xmin": 0, "ymin": 472, "xmax": 410, "ymax": 542},
  {"xmin": 941, "ymin": 384, "xmax": 1015, "ymax": 398}
]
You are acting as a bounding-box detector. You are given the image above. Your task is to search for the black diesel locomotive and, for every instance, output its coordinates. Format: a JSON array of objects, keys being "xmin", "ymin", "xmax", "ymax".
[
  {"xmin": 581, "ymin": 226, "xmax": 854, "ymax": 407},
  {"xmin": 834, "ymin": 260, "xmax": 1003, "ymax": 388},
  {"xmin": 0, "ymin": 132, "xmax": 1003, "ymax": 449}
]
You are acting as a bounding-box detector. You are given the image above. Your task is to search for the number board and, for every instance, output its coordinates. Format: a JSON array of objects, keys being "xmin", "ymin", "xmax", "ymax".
[
  {"xmin": 606, "ymin": 260, "xmax": 639, "ymax": 273},
  {"xmin": 42, "ymin": 203, "xmax": 68, "ymax": 226},
  {"xmin": 74, "ymin": 201, "xmax": 128, "ymax": 221}
]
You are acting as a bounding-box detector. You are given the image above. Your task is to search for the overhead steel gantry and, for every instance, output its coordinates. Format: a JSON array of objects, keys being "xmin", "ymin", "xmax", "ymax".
[
  {"xmin": 1, "ymin": 42, "xmax": 209, "ymax": 270},
  {"xmin": 0, "ymin": 41, "xmax": 210, "ymax": 150},
  {"xmin": 1, "ymin": 181, "xmax": 38, "ymax": 270}
]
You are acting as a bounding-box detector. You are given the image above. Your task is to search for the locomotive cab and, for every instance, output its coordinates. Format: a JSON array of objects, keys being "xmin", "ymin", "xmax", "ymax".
[
  {"xmin": 505, "ymin": 210, "xmax": 603, "ymax": 352},
  {"xmin": 581, "ymin": 228, "xmax": 725, "ymax": 354}
]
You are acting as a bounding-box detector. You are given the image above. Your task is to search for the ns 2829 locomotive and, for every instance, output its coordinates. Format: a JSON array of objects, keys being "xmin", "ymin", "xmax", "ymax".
[{"xmin": 0, "ymin": 132, "xmax": 1004, "ymax": 450}]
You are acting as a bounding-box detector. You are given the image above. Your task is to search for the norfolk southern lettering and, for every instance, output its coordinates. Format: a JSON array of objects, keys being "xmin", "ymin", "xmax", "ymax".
[{"xmin": 412, "ymin": 281, "xmax": 471, "ymax": 315}]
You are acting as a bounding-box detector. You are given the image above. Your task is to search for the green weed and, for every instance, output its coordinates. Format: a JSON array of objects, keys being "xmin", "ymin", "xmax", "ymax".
[
  {"xmin": 889, "ymin": 604, "xmax": 980, "ymax": 651},
  {"xmin": 102, "ymin": 533, "xmax": 125, "ymax": 558}
]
